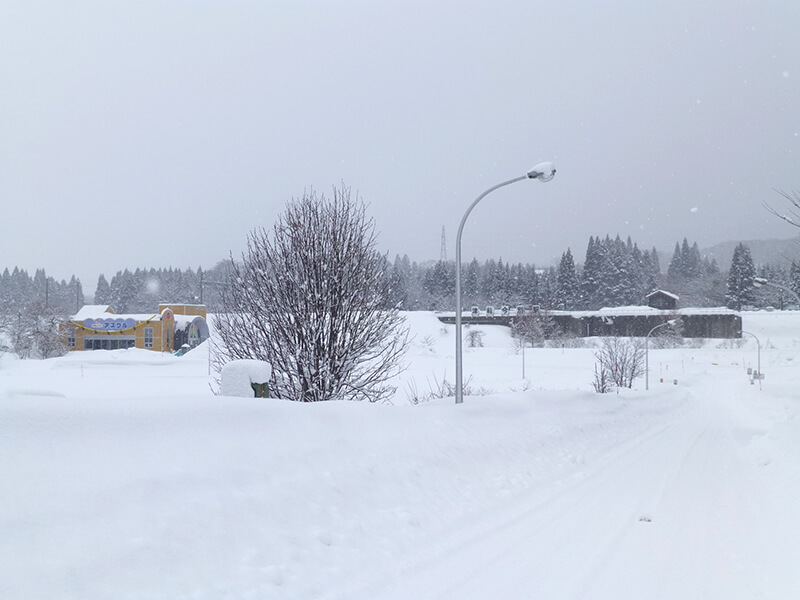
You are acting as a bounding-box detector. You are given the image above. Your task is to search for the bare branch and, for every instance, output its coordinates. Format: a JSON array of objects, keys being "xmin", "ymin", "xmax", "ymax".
[{"xmin": 763, "ymin": 189, "xmax": 800, "ymax": 229}]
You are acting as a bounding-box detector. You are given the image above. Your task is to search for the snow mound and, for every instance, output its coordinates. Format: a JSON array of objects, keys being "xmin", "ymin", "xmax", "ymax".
[{"xmin": 220, "ymin": 359, "xmax": 272, "ymax": 397}]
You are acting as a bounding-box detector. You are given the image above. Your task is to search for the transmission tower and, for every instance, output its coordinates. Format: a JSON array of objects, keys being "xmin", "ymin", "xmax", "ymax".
[{"xmin": 440, "ymin": 225, "xmax": 447, "ymax": 262}]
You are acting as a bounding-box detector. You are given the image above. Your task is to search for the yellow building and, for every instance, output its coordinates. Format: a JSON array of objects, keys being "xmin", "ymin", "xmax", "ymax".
[{"xmin": 67, "ymin": 304, "xmax": 209, "ymax": 352}]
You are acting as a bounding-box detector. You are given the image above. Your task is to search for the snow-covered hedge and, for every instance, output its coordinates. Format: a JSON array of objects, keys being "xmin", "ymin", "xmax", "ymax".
[{"xmin": 220, "ymin": 359, "xmax": 272, "ymax": 397}]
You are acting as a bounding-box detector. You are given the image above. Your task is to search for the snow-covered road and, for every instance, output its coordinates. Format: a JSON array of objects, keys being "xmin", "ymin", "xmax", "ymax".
[{"xmin": 352, "ymin": 370, "xmax": 800, "ymax": 600}]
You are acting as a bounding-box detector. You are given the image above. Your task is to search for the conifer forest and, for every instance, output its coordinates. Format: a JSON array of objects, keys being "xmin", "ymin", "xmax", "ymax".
[{"xmin": 2, "ymin": 235, "xmax": 799, "ymax": 320}]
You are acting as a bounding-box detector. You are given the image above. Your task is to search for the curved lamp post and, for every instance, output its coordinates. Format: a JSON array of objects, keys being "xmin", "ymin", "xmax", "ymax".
[
  {"xmin": 455, "ymin": 162, "xmax": 556, "ymax": 404},
  {"xmin": 753, "ymin": 277, "xmax": 800, "ymax": 308},
  {"xmin": 645, "ymin": 319, "xmax": 677, "ymax": 391}
]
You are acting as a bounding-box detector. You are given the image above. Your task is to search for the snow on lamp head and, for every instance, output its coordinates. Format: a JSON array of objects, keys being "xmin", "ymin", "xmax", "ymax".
[{"xmin": 527, "ymin": 162, "xmax": 557, "ymax": 182}]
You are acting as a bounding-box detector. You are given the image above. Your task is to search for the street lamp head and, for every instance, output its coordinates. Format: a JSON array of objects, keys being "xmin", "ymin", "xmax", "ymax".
[
  {"xmin": 753, "ymin": 277, "xmax": 767, "ymax": 288},
  {"xmin": 527, "ymin": 162, "xmax": 557, "ymax": 182}
]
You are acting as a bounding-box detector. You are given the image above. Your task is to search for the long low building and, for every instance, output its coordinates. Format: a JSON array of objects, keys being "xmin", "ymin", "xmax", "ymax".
[
  {"xmin": 437, "ymin": 306, "xmax": 743, "ymax": 339},
  {"xmin": 66, "ymin": 304, "xmax": 210, "ymax": 352}
]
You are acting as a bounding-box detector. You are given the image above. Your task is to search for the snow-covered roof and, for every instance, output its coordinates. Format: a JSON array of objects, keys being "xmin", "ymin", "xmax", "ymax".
[
  {"xmin": 552, "ymin": 306, "xmax": 738, "ymax": 318},
  {"xmin": 675, "ymin": 307, "xmax": 739, "ymax": 316},
  {"xmin": 71, "ymin": 306, "xmax": 168, "ymax": 323},
  {"xmin": 173, "ymin": 314, "xmax": 207, "ymax": 331},
  {"xmin": 598, "ymin": 305, "xmax": 659, "ymax": 314},
  {"xmin": 646, "ymin": 290, "xmax": 679, "ymax": 300},
  {"xmin": 73, "ymin": 305, "xmax": 114, "ymax": 320}
]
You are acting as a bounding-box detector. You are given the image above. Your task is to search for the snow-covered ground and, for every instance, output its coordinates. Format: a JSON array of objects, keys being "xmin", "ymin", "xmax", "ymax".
[{"xmin": 2, "ymin": 311, "xmax": 800, "ymax": 599}]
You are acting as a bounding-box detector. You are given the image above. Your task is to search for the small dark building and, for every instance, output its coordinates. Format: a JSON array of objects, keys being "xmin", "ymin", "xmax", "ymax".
[{"xmin": 646, "ymin": 290, "xmax": 679, "ymax": 310}]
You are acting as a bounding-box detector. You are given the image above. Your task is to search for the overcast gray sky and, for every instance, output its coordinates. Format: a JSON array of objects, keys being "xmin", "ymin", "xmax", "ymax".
[{"xmin": 2, "ymin": 0, "xmax": 799, "ymax": 290}]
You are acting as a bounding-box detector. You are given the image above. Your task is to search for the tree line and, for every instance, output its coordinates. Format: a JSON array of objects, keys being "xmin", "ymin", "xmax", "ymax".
[
  {"xmin": 0, "ymin": 268, "xmax": 85, "ymax": 358},
  {"xmin": 390, "ymin": 234, "xmax": 665, "ymax": 311},
  {"xmin": 92, "ymin": 263, "xmax": 232, "ymax": 313},
  {"xmin": 1, "ymin": 236, "xmax": 797, "ymax": 322},
  {"xmin": 0, "ymin": 267, "xmax": 85, "ymax": 315},
  {"xmin": 388, "ymin": 236, "xmax": 800, "ymax": 312}
]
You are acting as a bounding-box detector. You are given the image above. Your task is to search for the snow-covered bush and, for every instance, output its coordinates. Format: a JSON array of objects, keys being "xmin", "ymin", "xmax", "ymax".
[
  {"xmin": 591, "ymin": 364, "xmax": 613, "ymax": 394},
  {"xmin": 465, "ymin": 329, "xmax": 484, "ymax": 348},
  {"xmin": 215, "ymin": 185, "xmax": 409, "ymax": 402},
  {"xmin": 0, "ymin": 304, "xmax": 68, "ymax": 359}
]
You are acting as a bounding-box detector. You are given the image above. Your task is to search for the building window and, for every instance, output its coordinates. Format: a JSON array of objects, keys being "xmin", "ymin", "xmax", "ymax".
[
  {"xmin": 144, "ymin": 327, "xmax": 154, "ymax": 348},
  {"xmin": 67, "ymin": 328, "xmax": 76, "ymax": 348}
]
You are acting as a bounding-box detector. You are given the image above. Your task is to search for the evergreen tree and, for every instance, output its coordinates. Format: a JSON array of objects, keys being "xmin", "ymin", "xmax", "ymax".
[
  {"xmin": 703, "ymin": 256, "xmax": 720, "ymax": 275},
  {"xmin": 164, "ymin": 268, "xmax": 186, "ymax": 305},
  {"xmin": 507, "ymin": 263, "xmax": 526, "ymax": 304},
  {"xmin": 33, "ymin": 269, "xmax": 47, "ymax": 305},
  {"xmin": 112, "ymin": 269, "xmax": 140, "ymax": 313},
  {"xmin": 480, "ymin": 259, "xmax": 498, "ymax": 305},
  {"xmin": 10, "ymin": 268, "xmax": 31, "ymax": 308},
  {"xmin": 94, "ymin": 274, "xmax": 112, "ymax": 305},
  {"xmin": 495, "ymin": 258, "xmax": 508, "ymax": 303},
  {"xmin": 687, "ymin": 242, "xmax": 703, "ymax": 279},
  {"xmin": 0, "ymin": 269, "xmax": 11, "ymax": 311},
  {"xmin": 725, "ymin": 243, "xmax": 756, "ymax": 310},
  {"xmin": 538, "ymin": 266, "xmax": 558, "ymax": 309},
  {"xmin": 791, "ymin": 261, "xmax": 800, "ymax": 299},
  {"xmin": 521, "ymin": 264, "xmax": 539, "ymax": 307},
  {"xmin": 387, "ymin": 255, "xmax": 409, "ymax": 308},
  {"xmin": 667, "ymin": 242, "xmax": 683, "ymax": 284},
  {"xmin": 610, "ymin": 235, "xmax": 634, "ymax": 306},
  {"xmin": 70, "ymin": 276, "xmax": 84, "ymax": 313},
  {"xmin": 596, "ymin": 235, "xmax": 621, "ymax": 308},
  {"xmin": 422, "ymin": 260, "xmax": 454, "ymax": 309},
  {"xmin": 650, "ymin": 247, "xmax": 661, "ymax": 279},
  {"xmin": 581, "ymin": 237, "xmax": 602, "ymax": 309},
  {"xmin": 630, "ymin": 242, "xmax": 647, "ymax": 303},
  {"xmin": 641, "ymin": 250, "xmax": 657, "ymax": 294},
  {"xmin": 463, "ymin": 258, "xmax": 481, "ymax": 305},
  {"xmin": 556, "ymin": 248, "xmax": 580, "ymax": 310}
]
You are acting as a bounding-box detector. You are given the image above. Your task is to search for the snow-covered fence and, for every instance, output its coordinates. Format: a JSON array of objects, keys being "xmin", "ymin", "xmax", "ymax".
[{"xmin": 220, "ymin": 359, "xmax": 273, "ymax": 397}]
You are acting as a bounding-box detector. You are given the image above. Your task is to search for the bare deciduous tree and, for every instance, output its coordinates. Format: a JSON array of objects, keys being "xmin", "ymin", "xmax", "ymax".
[
  {"xmin": 763, "ymin": 189, "xmax": 800, "ymax": 229},
  {"xmin": 593, "ymin": 337, "xmax": 645, "ymax": 392},
  {"xmin": 215, "ymin": 185, "xmax": 408, "ymax": 402},
  {"xmin": 511, "ymin": 310, "xmax": 560, "ymax": 348}
]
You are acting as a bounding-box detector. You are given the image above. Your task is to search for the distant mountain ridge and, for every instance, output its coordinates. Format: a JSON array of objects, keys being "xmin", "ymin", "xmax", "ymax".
[{"xmin": 698, "ymin": 235, "xmax": 800, "ymax": 269}]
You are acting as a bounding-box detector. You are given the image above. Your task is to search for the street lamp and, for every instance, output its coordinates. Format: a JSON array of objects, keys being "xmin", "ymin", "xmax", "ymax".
[
  {"xmin": 454, "ymin": 162, "xmax": 556, "ymax": 404},
  {"xmin": 645, "ymin": 319, "xmax": 677, "ymax": 391},
  {"xmin": 753, "ymin": 277, "xmax": 800, "ymax": 308}
]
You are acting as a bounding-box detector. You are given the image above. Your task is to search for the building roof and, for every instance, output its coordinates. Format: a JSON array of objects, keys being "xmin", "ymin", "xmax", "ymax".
[
  {"xmin": 551, "ymin": 306, "xmax": 738, "ymax": 318},
  {"xmin": 173, "ymin": 314, "xmax": 206, "ymax": 331},
  {"xmin": 73, "ymin": 305, "xmax": 114, "ymax": 320},
  {"xmin": 646, "ymin": 290, "xmax": 679, "ymax": 300},
  {"xmin": 72, "ymin": 305, "xmax": 167, "ymax": 323}
]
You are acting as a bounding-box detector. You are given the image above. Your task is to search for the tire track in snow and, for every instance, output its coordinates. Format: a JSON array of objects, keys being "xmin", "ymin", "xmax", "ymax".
[{"xmin": 349, "ymin": 379, "xmax": 776, "ymax": 600}]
